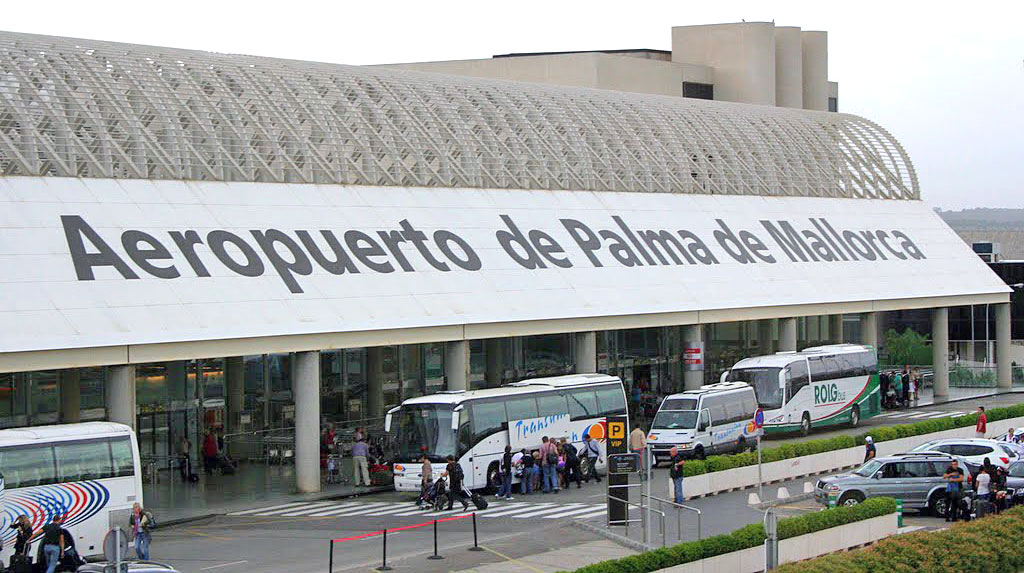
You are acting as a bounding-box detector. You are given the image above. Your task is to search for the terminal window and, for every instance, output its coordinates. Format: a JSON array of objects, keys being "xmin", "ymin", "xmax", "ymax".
[
  {"xmin": 682, "ymin": 82, "xmax": 714, "ymax": 100},
  {"xmin": 828, "ymin": 97, "xmax": 838, "ymax": 112}
]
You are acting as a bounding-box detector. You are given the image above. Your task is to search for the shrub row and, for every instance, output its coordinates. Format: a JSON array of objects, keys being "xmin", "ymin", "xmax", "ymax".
[
  {"xmin": 777, "ymin": 504, "xmax": 1024, "ymax": 572},
  {"xmin": 567, "ymin": 498, "xmax": 897, "ymax": 573},
  {"xmin": 682, "ymin": 402, "xmax": 1024, "ymax": 478}
]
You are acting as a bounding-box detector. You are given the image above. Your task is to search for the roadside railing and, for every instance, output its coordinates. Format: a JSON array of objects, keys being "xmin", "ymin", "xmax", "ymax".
[{"xmin": 328, "ymin": 512, "xmax": 482, "ymax": 572}]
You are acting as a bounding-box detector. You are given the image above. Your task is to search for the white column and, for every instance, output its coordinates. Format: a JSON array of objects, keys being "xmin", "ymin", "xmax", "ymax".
[
  {"xmin": 293, "ymin": 350, "xmax": 321, "ymax": 494},
  {"xmin": 575, "ymin": 332, "xmax": 597, "ymax": 374},
  {"xmin": 107, "ymin": 365, "xmax": 136, "ymax": 430},
  {"xmin": 367, "ymin": 347, "xmax": 384, "ymax": 418},
  {"xmin": 996, "ymin": 302, "xmax": 1012, "ymax": 390},
  {"xmin": 933, "ymin": 308, "xmax": 950, "ymax": 400},
  {"xmin": 860, "ymin": 312, "xmax": 878, "ymax": 349},
  {"xmin": 683, "ymin": 324, "xmax": 704, "ymax": 391},
  {"xmin": 445, "ymin": 340, "xmax": 470, "ymax": 391},
  {"xmin": 59, "ymin": 369, "xmax": 81, "ymax": 424},
  {"xmin": 830, "ymin": 314, "xmax": 844, "ymax": 344},
  {"xmin": 779, "ymin": 318, "xmax": 798, "ymax": 352}
]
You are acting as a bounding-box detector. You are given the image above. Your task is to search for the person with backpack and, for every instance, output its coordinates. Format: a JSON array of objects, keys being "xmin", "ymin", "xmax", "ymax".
[
  {"xmin": 540, "ymin": 436, "xmax": 560, "ymax": 494},
  {"xmin": 442, "ymin": 455, "xmax": 469, "ymax": 511},
  {"xmin": 129, "ymin": 503, "xmax": 155, "ymax": 561},
  {"xmin": 40, "ymin": 515, "xmax": 64, "ymax": 573},
  {"xmin": 583, "ymin": 433, "xmax": 602, "ymax": 483},
  {"xmin": 516, "ymin": 449, "xmax": 535, "ymax": 495},
  {"xmin": 561, "ymin": 438, "xmax": 582, "ymax": 488},
  {"xmin": 496, "ymin": 445, "xmax": 515, "ymax": 501}
]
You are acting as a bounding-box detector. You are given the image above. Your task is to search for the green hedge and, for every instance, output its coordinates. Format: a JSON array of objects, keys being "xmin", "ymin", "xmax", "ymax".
[
  {"xmin": 777, "ymin": 505, "xmax": 1024, "ymax": 572},
  {"xmin": 567, "ymin": 498, "xmax": 897, "ymax": 573},
  {"xmin": 681, "ymin": 402, "xmax": 1024, "ymax": 478}
]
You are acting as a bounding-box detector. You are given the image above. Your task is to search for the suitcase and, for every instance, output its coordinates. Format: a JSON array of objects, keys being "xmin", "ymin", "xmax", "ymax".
[
  {"xmin": 470, "ymin": 491, "xmax": 488, "ymax": 510},
  {"xmin": 975, "ymin": 499, "xmax": 994, "ymax": 518},
  {"xmin": 10, "ymin": 554, "xmax": 32, "ymax": 573},
  {"xmin": 188, "ymin": 473, "xmax": 200, "ymax": 483}
]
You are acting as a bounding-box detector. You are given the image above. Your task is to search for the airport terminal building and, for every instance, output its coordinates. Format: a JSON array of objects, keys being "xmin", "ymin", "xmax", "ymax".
[{"xmin": 0, "ymin": 23, "xmax": 1011, "ymax": 493}]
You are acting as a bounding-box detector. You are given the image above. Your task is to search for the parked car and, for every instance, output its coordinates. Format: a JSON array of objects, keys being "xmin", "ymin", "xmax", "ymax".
[
  {"xmin": 1005, "ymin": 461, "xmax": 1024, "ymax": 490},
  {"xmin": 909, "ymin": 438, "xmax": 1019, "ymax": 469},
  {"xmin": 815, "ymin": 452, "xmax": 971, "ymax": 518},
  {"xmin": 77, "ymin": 562, "xmax": 180, "ymax": 573}
]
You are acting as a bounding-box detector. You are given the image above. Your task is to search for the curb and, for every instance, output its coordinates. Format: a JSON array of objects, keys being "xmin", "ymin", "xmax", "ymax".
[
  {"xmin": 753, "ymin": 492, "xmax": 815, "ymax": 510},
  {"xmin": 572, "ymin": 518, "xmax": 653, "ymax": 553}
]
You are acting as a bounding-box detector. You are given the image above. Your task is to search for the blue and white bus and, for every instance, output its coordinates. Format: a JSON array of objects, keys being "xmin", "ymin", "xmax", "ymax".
[
  {"xmin": 0, "ymin": 422, "xmax": 143, "ymax": 562},
  {"xmin": 386, "ymin": 374, "xmax": 627, "ymax": 492}
]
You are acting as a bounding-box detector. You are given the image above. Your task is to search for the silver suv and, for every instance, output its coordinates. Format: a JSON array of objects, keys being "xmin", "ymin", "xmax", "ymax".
[{"xmin": 815, "ymin": 452, "xmax": 971, "ymax": 518}]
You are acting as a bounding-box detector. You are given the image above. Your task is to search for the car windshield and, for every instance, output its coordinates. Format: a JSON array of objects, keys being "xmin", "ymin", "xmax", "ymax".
[
  {"xmin": 854, "ymin": 459, "xmax": 883, "ymax": 477},
  {"xmin": 1010, "ymin": 462, "xmax": 1024, "ymax": 478},
  {"xmin": 389, "ymin": 404, "xmax": 457, "ymax": 463},
  {"xmin": 910, "ymin": 442, "xmax": 941, "ymax": 452},
  {"xmin": 653, "ymin": 410, "xmax": 698, "ymax": 430},
  {"xmin": 728, "ymin": 367, "xmax": 782, "ymax": 409}
]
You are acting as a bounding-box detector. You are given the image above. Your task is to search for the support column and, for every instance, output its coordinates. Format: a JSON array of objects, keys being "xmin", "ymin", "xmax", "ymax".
[
  {"xmin": 996, "ymin": 302, "xmax": 1012, "ymax": 390},
  {"xmin": 757, "ymin": 320, "xmax": 774, "ymax": 354},
  {"xmin": 779, "ymin": 318, "xmax": 798, "ymax": 352},
  {"xmin": 107, "ymin": 365, "xmax": 136, "ymax": 430},
  {"xmin": 367, "ymin": 347, "xmax": 384, "ymax": 419},
  {"xmin": 575, "ymin": 332, "xmax": 597, "ymax": 374},
  {"xmin": 59, "ymin": 369, "xmax": 81, "ymax": 424},
  {"xmin": 683, "ymin": 324, "xmax": 704, "ymax": 391},
  {"xmin": 860, "ymin": 312, "xmax": 878, "ymax": 349},
  {"xmin": 485, "ymin": 339, "xmax": 504, "ymax": 386},
  {"xmin": 445, "ymin": 340, "xmax": 470, "ymax": 391},
  {"xmin": 830, "ymin": 315, "xmax": 844, "ymax": 344},
  {"xmin": 293, "ymin": 350, "xmax": 321, "ymax": 494},
  {"xmin": 932, "ymin": 308, "xmax": 950, "ymax": 401},
  {"xmin": 225, "ymin": 357, "xmax": 244, "ymax": 439}
]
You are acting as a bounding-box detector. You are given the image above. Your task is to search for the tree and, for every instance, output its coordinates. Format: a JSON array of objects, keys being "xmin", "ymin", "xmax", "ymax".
[{"xmin": 883, "ymin": 328, "xmax": 932, "ymax": 366}]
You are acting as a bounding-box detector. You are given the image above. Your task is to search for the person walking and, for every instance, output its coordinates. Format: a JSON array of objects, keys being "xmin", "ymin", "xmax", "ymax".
[
  {"xmin": 442, "ymin": 455, "xmax": 469, "ymax": 512},
  {"xmin": 540, "ymin": 436, "xmax": 560, "ymax": 494},
  {"xmin": 583, "ymin": 433, "xmax": 602, "ymax": 483},
  {"xmin": 40, "ymin": 516, "xmax": 64, "ymax": 573},
  {"xmin": 129, "ymin": 503, "xmax": 154, "ymax": 561},
  {"xmin": 178, "ymin": 435, "xmax": 192, "ymax": 482},
  {"xmin": 351, "ymin": 434, "xmax": 371, "ymax": 487},
  {"xmin": 891, "ymin": 373, "xmax": 904, "ymax": 409},
  {"xmin": 496, "ymin": 445, "xmax": 515, "ymax": 500},
  {"xmin": 977, "ymin": 406, "xmax": 988, "ymax": 438},
  {"xmin": 416, "ymin": 453, "xmax": 433, "ymax": 508},
  {"xmin": 561, "ymin": 438, "xmax": 582, "ymax": 488},
  {"xmin": 669, "ymin": 446, "xmax": 686, "ymax": 504},
  {"xmin": 630, "ymin": 426, "xmax": 648, "ymax": 480},
  {"xmin": 9, "ymin": 514, "xmax": 33, "ymax": 557},
  {"xmin": 202, "ymin": 430, "xmax": 219, "ymax": 474},
  {"xmin": 513, "ymin": 449, "xmax": 531, "ymax": 495},
  {"xmin": 943, "ymin": 458, "xmax": 965, "ymax": 522},
  {"xmin": 902, "ymin": 366, "xmax": 912, "ymax": 408},
  {"xmin": 864, "ymin": 436, "xmax": 876, "ymax": 462}
]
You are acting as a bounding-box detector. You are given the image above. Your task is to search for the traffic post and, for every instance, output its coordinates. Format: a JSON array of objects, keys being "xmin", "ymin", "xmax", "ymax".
[
  {"xmin": 896, "ymin": 498, "xmax": 903, "ymax": 528},
  {"xmin": 753, "ymin": 408, "xmax": 765, "ymax": 503},
  {"xmin": 605, "ymin": 415, "xmax": 629, "ymax": 527}
]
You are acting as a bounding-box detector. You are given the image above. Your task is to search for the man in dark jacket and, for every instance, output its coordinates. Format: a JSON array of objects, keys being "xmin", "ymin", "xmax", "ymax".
[
  {"xmin": 442, "ymin": 455, "xmax": 469, "ymax": 511},
  {"xmin": 561, "ymin": 438, "xmax": 582, "ymax": 488},
  {"xmin": 496, "ymin": 446, "xmax": 514, "ymax": 500}
]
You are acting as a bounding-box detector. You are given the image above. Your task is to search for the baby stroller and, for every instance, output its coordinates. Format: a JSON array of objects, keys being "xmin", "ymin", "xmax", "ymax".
[
  {"xmin": 326, "ymin": 454, "xmax": 342, "ymax": 485},
  {"xmin": 883, "ymin": 386, "xmax": 900, "ymax": 410},
  {"xmin": 420, "ymin": 476, "xmax": 448, "ymax": 511}
]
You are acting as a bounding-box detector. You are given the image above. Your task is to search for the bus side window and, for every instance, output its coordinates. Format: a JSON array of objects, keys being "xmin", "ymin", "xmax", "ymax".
[
  {"xmin": 55, "ymin": 440, "xmax": 113, "ymax": 482},
  {"xmin": 470, "ymin": 401, "xmax": 507, "ymax": 445},
  {"xmin": 2, "ymin": 445, "xmax": 57, "ymax": 487},
  {"xmin": 786, "ymin": 361, "xmax": 810, "ymax": 404},
  {"xmin": 505, "ymin": 397, "xmax": 538, "ymax": 422},
  {"xmin": 111, "ymin": 437, "xmax": 135, "ymax": 478},
  {"xmin": 596, "ymin": 387, "xmax": 627, "ymax": 416},
  {"xmin": 822, "ymin": 356, "xmax": 841, "ymax": 380},
  {"xmin": 807, "ymin": 357, "xmax": 826, "ymax": 383},
  {"xmin": 699, "ymin": 409, "xmax": 711, "ymax": 430},
  {"xmin": 567, "ymin": 390, "xmax": 598, "ymax": 421},
  {"xmin": 537, "ymin": 394, "xmax": 568, "ymax": 418}
]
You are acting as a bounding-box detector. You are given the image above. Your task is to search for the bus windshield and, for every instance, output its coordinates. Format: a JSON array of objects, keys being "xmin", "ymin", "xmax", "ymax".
[
  {"xmin": 390, "ymin": 404, "xmax": 457, "ymax": 463},
  {"xmin": 728, "ymin": 367, "xmax": 783, "ymax": 410},
  {"xmin": 652, "ymin": 410, "xmax": 698, "ymax": 430}
]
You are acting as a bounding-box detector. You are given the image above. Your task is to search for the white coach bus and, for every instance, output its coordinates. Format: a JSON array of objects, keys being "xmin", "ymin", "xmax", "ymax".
[
  {"xmin": 722, "ymin": 344, "xmax": 881, "ymax": 436},
  {"xmin": 0, "ymin": 422, "xmax": 143, "ymax": 562},
  {"xmin": 386, "ymin": 374, "xmax": 627, "ymax": 492}
]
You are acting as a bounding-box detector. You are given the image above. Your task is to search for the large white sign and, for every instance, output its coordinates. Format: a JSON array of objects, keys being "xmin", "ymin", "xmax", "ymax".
[
  {"xmin": 509, "ymin": 414, "xmax": 572, "ymax": 450},
  {"xmin": 0, "ymin": 177, "xmax": 1008, "ymax": 354}
]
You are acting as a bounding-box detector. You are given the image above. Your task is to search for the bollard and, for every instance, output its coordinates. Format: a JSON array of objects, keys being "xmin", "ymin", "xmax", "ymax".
[
  {"xmin": 896, "ymin": 499, "xmax": 903, "ymax": 528},
  {"xmin": 376, "ymin": 529, "xmax": 392, "ymax": 571},
  {"xmin": 328, "ymin": 540, "xmax": 334, "ymax": 573},
  {"xmin": 468, "ymin": 512, "xmax": 483, "ymax": 552},
  {"xmin": 827, "ymin": 492, "xmax": 837, "ymax": 508},
  {"xmin": 776, "ymin": 486, "xmax": 790, "ymax": 500},
  {"xmin": 428, "ymin": 520, "xmax": 444, "ymax": 560},
  {"xmin": 747, "ymin": 492, "xmax": 761, "ymax": 506}
]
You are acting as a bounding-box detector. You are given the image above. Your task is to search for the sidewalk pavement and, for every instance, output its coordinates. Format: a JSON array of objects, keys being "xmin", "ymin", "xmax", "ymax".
[
  {"xmin": 144, "ymin": 462, "xmax": 389, "ymax": 525},
  {"xmin": 452, "ymin": 540, "xmax": 636, "ymax": 573}
]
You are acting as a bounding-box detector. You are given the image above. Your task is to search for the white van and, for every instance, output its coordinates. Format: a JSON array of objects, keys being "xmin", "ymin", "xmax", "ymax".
[{"xmin": 647, "ymin": 382, "xmax": 760, "ymax": 462}]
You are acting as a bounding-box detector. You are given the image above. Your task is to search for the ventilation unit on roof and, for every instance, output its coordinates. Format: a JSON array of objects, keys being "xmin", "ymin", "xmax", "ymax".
[{"xmin": 972, "ymin": 242, "xmax": 1001, "ymax": 263}]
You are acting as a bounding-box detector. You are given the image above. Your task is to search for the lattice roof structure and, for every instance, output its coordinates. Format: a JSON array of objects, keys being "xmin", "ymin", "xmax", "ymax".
[{"xmin": 0, "ymin": 31, "xmax": 918, "ymax": 199}]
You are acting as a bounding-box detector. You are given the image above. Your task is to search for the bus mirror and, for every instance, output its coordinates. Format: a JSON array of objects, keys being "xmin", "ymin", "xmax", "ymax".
[
  {"xmin": 720, "ymin": 371, "xmax": 728, "ymax": 384},
  {"xmin": 384, "ymin": 414, "xmax": 392, "ymax": 433},
  {"xmin": 451, "ymin": 413, "xmax": 461, "ymax": 432}
]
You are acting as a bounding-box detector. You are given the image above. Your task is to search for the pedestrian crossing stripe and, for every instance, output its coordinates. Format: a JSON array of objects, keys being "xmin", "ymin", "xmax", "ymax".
[
  {"xmin": 228, "ymin": 500, "xmax": 608, "ymax": 521},
  {"xmin": 875, "ymin": 410, "xmax": 967, "ymax": 420}
]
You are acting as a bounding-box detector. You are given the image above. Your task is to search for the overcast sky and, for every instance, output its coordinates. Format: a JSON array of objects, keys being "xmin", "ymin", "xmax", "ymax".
[{"xmin": 4, "ymin": 1, "xmax": 1021, "ymax": 210}]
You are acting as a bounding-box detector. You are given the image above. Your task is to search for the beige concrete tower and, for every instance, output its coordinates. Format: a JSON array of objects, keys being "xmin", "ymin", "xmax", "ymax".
[
  {"xmin": 801, "ymin": 31, "xmax": 829, "ymax": 111},
  {"xmin": 774, "ymin": 26, "xmax": 804, "ymax": 108},
  {"xmin": 672, "ymin": 22, "xmax": 777, "ymax": 105}
]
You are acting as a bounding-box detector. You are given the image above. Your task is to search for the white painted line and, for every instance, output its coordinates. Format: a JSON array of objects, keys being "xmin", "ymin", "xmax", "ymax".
[
  {"xmin": 304, "ymin": 502, "xmax": 364, "ymax": 517},
  {"xmin": 479, "ymin": 503, "xmax": 556, "ymax": 518},
  {"xmin": 363, "ymin": 505, "xmax": 433, "ymax": 517},
  {"xmin": 249, "ymin": 502, "xmax": 336, "ymax": 516},
  {"xmin": 390, "ymin": 507, "xmax": 440, "ymax": 516},
  {"xmin": 510, "ymin": 503, "xmax": 586, "ymax": 518},
  {"xmin": 454, "ymin": 502, "xmax": 513, "ymax": 517},
  {"xmin": 200, "ymin": 561, "xmax": 248, "ymax": 571},
  {"xmin": 317, "ymin": 503, "xmax": 392, "ymax": 517},
  {"xmin": 543, "ymin": 505, "xmax": 608, "ymax": 519},
  {"xmin": 883, "ymin": 412, "xmax": 918, "ymax": 419},
  {"xmin": 279, "ymin": 502, "xmax": 347, "ymax": 516},
  {"xmin": 570, "ymin": 509, "xmax": 608, "ymax": 520},
  {"xmin": 905, "ymin": 412, "xmax": 938, "ymax": 419},
  {"xmin": 933, "ymin": 411, "xmax": 966, "ymax": 418},
  {"xmin": 228, "ymin": 502, "xmax": 308, "ymax": 516}
]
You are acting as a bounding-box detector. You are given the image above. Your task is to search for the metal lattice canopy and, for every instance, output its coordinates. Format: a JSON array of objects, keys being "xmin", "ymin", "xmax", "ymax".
[{"xmin": 0, "ymin": 31, "xmax": 918, "ymax": 199}]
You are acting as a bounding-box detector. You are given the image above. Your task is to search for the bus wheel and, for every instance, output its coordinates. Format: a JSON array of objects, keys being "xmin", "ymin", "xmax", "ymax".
[
  {"xmin": 800, "ymin": 413, "xmax": 811, "ymax": 436},
  {"xmin": 737, "ymin": 437, "xmax": 747, "ymax": 453},
  {"xmin": 486, "ymin": 463, "xmax": 500, "ymax": 494},
  {"xmin": 850, "ymin": 405, "xmax": 861, "ymax": 428},
  {"xmin": 694, "ymin": 445, "xmax": 706, "ymax": 460}
]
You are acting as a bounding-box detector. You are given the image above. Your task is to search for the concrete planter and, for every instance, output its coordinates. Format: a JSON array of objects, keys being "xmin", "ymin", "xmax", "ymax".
[
  {"xmin": 684, "ymin": 415, "xmax": 1024, "ymax": 500},
  {"xmin": 657, "ymin": 513, "xmax": 897, "ymax": 573}
]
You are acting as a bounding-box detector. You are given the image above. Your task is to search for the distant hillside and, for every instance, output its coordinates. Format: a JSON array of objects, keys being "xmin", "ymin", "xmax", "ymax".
[{"xmin": 937, "ymin": 208, "xmax": 1024, "ymax": 231}]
